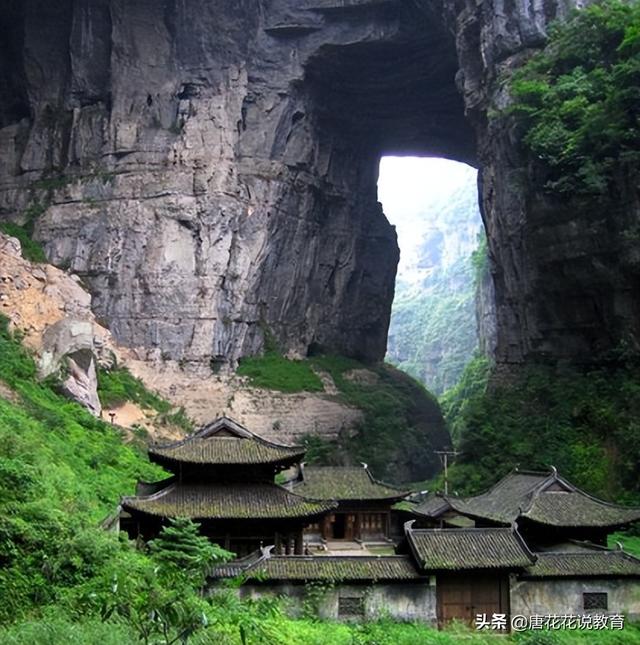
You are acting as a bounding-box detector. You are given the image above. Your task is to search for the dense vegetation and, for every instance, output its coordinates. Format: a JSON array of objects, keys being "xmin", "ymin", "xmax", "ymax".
[
  {"xmin": 2, "ymin": 4, "xmax": 640, "ymax": 639},
  {"xmin": 384, "ymin": 167, "xmax": 482, "ymax": 395},
  {"xmin": 509, "ymin": 0, "xmax": 640, "ymax": 195},
  {"xmin": 308, "ymin": 356, "xmax": 442, "ymax": 481},
  {"xmin": 236, "ymin": 351, "xmax": 323, "ymax": 393},
  {"xmin": 441, "ymin": 355, "xmax": 640, "ymax": 504},
  {"xmin": 388, "ymin": 257, "xmax": 477, "ymax": 395},
  {"xmin": 235, "ymin": 350, "xmax": 442, "ymax": 482},
  {"xmin": 0, "ymin": 316, "xmax": 163, "ymax": 622},
  {"xmin": 436, "ymin": 0, "xmax": 640, "ymax": 502},
  {"xmin": 1, "ymin": 315, "xmax": 638, "ymax": 642},
  {"xmin": 0, "ymin": 220, "xmax": 47, "ymax": 263},
  {"xmin": 98, "ymin": 366, "xmax": 173, "ymax": 411},
  {"xmin": 2, "ymin": 615, "xmax": 638, "ymax": 645}
]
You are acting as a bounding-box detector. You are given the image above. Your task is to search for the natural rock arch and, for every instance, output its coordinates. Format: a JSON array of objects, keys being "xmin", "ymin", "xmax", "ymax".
[{"xmin": 2, "ymin": 0, "xmax": 626, "ymax": 371}]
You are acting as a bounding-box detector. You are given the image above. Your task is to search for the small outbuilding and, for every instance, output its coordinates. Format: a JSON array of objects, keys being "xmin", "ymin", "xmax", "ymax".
[
  {"xmin": 211, "ymin": 545, "xmax": 433, "ymax": 622},
  {"xmin": 290, "ymin": 465, "xmax": 408, "ymax": 542}
]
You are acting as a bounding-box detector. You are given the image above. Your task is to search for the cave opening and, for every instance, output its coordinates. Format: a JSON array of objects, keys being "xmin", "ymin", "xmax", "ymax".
[
  {"xmin": 378, "ymin": 156, "xmax": 484, "ymax": 395},
  {"xmin": 297, "ymin": 1, "xmax": 488, "ymax": 368}
]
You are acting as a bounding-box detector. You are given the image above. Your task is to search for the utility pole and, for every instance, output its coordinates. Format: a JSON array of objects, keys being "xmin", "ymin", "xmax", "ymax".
[{"xmin": 434, "ymin": 449, "xmax": 460, "ymax": 495}]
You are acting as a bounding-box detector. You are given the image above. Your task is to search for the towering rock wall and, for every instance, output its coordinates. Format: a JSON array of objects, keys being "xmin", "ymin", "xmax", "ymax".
[
  {"xmin": 2, "ymin": 0, "xmax": 632, "ymax": 372},
  {"xmin": 448, "ymin": 0, "xmax": 640, "ymax": 365}
]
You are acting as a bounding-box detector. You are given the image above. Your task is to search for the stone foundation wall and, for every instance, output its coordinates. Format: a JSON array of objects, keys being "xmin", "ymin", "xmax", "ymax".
[
  {"xmin": 511, "ymin": 577, "xmax": 640, "ymax": 622},
  {"xmin": 236, "ymin": 580, "xmax": 437, "ymax": 623}
]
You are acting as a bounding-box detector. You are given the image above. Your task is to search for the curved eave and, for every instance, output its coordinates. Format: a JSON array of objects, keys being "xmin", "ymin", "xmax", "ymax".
[
  {"xmin": 120, "ymin": 484, "xmax": 337, "ymax": 521},
  {"xmin": 121, "ymin": 502, "xmax": 336, "ymax": 521},
  {"xmin": 519, "ymin": 514, "xmax": 640, "ymax": 529},
  {"xmin": 335, "ymin": 492, "xmax": 410, "ymax": 503},
  {"xmin": 444, "ymin": 503, "xmax": 511, "ymax": 526},
  {"xmin": 148, "ymin": 450, "xmax": 305, "ymax": 469}
]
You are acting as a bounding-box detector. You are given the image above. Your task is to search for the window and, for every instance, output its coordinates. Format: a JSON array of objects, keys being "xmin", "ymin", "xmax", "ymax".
[
  {"xmin": 583, "ymin": 592, "xmax": 608, "ymax": 611},
  {"xmin": 338, "ymin": 596, "xmax": 365, "ymax": 618}
]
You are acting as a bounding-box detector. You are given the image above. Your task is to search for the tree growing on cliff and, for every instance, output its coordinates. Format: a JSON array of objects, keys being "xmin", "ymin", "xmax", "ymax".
[{"xmin": 509, "ymin": 0, "xmax": 640, "ymax": 195}]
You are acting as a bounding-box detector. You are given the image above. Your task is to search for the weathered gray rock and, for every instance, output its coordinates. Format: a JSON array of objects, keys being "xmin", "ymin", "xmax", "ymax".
[
  {"xmin": 40, "ymin": 319, "xmax": 102, "ymax": 416},
  {"xmin": 1, "ymin": 0, "xmax": 632, "ymax": 375}
]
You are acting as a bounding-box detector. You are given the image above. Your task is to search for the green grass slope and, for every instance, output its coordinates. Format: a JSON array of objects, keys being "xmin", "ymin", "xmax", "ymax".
[
  {"xmin": 0, "ymin": 319, "xmax": 638, "ymax": 643},
  {"xmin": 236, "ymin": 350, "xmax": 449, "ymax": 483},
  {"xmin": 0, "ymin": 316, "xmax": 164, "ymax": 622}
]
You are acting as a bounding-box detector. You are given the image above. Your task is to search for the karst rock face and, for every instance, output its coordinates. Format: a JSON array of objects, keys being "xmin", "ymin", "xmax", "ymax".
[{"xmin": 2, "ymin": 0, "xmax": 622, "ymax": 371}]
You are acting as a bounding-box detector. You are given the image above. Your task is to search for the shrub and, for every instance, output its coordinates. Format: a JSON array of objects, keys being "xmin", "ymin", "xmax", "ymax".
[
  {"xmin": 237, "ymin": 352, "xmax": 324, "ymax": 393},
  {"xmin": 97, "ymin": 366, "xmax": 172, "ymax": 412},
  {"xmin": 0, "ymin": 221, "xmax": 47, "ymax": 263},
  {"xmin": 443, "ymin": 357, "xmax": 640, "ymax": 502},
  {"xmin": 508, "ymin": 0, "xmax": 640, "ymax": 195}
]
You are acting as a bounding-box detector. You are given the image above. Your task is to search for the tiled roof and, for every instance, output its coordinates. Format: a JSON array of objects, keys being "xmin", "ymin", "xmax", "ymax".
[
  {"xmin": 149, "ymin": 417, "xmax": 304, "ymax": 466},
  {"xmin": 150, "ymin": 437, "xmax": 304, "ymax": 465},
  {"xmin": 210, "ymin": 549, "xmax": 423, "ymax": 581},
  {"xmin": 446, "ymin": 471, "xmax": 550, "ymax": 524},
  {"xmin": 442, "ymin": 469, "xmax": 640, "ymax": 528},
  {"xmin": 407, "ymin": 526, "xmax": 535, "ymax": 571},
  {"xmin": 294, "ymin": 466, "xmax": 408, "ymax": 501},
  {"xmin": 122, "ymin": 483, "xmax": 336, "ymax": 519},
  {"xmin": 211, "ymin": 550, "xmax": 266, "ymax": 578},
  {"xmin": 521, "ymin": 490, "xmax": 640, "ymax": 527},
  {"xmin": 249, "ymin": 556, "xmax": 422, "ymax": 581},
  {"xmin": 410, "ymin": 494, "xmax": 451, "ymax": 518},
  {"xmin": 523, "ymin": 547, "xmax": 640, "ymax": 578}
]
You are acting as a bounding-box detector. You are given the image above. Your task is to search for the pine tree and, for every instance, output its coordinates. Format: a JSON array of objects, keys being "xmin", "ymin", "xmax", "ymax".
[{"xmin": 149, "ymin": 517, "xmax": 231, "ymax": 582}]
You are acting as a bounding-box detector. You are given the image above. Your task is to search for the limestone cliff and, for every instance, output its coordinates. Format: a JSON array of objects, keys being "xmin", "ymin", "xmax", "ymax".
[
  {"xmin": 1, "ymin": 0, "xmax": 631, "ymax": 376},
  {"xmin": 0, "ymin": 228, "xmax": 447, "ymax": 482}
]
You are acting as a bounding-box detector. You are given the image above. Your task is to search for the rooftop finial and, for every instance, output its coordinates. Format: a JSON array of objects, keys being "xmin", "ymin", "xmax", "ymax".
[{"xmin": 550, "ymin": 465, "xmax": 558, "ymax": 477}]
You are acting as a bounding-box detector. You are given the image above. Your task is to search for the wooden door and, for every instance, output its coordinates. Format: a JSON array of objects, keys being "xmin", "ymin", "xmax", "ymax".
[
  {"xmin": 437, "ymin": 573, "xmax": 509, "ymax": 628},
  {"xmin": 437, "ymin": 576, "xmax": 472, "ymax": 625}
]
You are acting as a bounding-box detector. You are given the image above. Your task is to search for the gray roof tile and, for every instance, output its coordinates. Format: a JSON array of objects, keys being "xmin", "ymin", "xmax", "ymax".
[
  {"xmin": 523, "ymin": 548, "xmax": 640, "ymax": 578},
  {"xmin": 123, "ymin": 483, "xmax": 336, "ymax": 519},
  {"xmin": 294, "ymin": 466, "xmax": 407, "ymax": 501},
  {"xmin": 442, "ymin": 470, "xmax": 640, "ymax": 528},
  {"xmin": 211, "ymin": 550, "xmax": 423, "ymax": 581},
  {"xmin": 407, "ymin": 526, "xmax": 535, "ymax": 571},
  {"xmin": 149, "ymin": 417, "xmax": 304, "ymax": 466}
]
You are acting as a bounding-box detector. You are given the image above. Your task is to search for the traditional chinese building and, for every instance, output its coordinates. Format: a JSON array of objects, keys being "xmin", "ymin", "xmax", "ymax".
[
  {"xmin": 208, "ymin": 466, "xmax": 640, "ymax": 627},
  {"xmin": 117, "ymin": 423, "xmax": 640, "ymax": 628},
  {"xmin": 289, "ymin": 465, "xmax": 408, "ymax": 542},
  {"xmin": 403, "ymin": 524, "xmax": 535, "ymax": 627},
  {"xmin": 119, "ymin": 417, "xmax": 336, "ymax": 555},
  {"xmin": 212, "ymin": 545, "xmax": 432, "ymax": 622},
  {"xmin": 406, "ymin": 468, "xmax": 640, "ymax": 547},
  {"xmin": 210, "ymin": 520, "xmax": 640, "ymax": 625}
]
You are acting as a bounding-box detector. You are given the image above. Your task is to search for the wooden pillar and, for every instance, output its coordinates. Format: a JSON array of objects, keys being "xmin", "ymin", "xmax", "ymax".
[
  {"xmin": 275, "ymin": 532, "xmax": 281, "ymax": 555},
  {"xmin": 294, "ymin": 530, "xmax": 303, "ymax": 555},
  {"xmin": 345, "ymin": 514, "xmax": 355, "ymax": 541},
  {"xmin": 322, "ymin": 515, "xmax": 331, "ymax": 540}
]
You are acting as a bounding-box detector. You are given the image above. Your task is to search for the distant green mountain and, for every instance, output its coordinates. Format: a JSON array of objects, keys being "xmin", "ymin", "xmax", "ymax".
[{"xmin": 383, "ymin": 163, "xmax": 482, "ymax": 395}]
